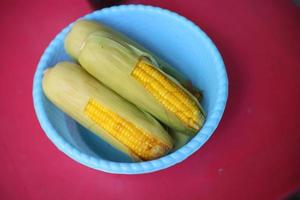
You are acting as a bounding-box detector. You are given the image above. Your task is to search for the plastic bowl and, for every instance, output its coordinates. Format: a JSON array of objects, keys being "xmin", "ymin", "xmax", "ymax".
[{"xmin": 33, "ymin": 5, "xmax": 228, "ymax": 174}]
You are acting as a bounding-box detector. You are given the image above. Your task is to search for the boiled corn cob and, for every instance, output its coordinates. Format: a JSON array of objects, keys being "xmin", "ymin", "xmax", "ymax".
[
  {"xmin": 64, "ymin": 20, "xmax": 205, "ymax": 135},
  {"xmin": 65, "ymin": 20, "xmax": 203, "ymax": 101},
  {"xmin": 42, "ymin": 62, "xmax": 173, "ymax": 161}
]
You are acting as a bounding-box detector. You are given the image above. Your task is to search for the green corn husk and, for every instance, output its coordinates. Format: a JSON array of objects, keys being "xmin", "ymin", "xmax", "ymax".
[{"xmin": 169, "ymin": 130, "xmax": 192, "ymax": 151}]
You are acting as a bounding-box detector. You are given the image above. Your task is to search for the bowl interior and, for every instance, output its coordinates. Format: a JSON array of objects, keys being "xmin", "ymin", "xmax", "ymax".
[{"xmin": 34, "ymin": 6, "xmax": 227, "ymax": 171}]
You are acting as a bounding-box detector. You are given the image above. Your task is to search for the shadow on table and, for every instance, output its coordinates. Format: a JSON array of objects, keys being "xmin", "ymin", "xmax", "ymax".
[
  {"xmin": 293, "ymin": 0, "xmax": 300, "ymax": 9},
  {"xmin": 285, "ymin": 190, "xmax": 300, "ymax": 200},
  {"xmin": 88, "ymin": 0, "xmax": 126, "ymax": 9}
]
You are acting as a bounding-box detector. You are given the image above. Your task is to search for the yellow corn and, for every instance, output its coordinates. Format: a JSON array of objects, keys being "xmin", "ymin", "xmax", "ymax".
[
  {"xmin": 85, "ymin": 98, "xmax": 169, "ymax": 160},
  {"xmin": 42, "ymin": 62, "xmax": 173, "ymax": 161},
  {"xmin": 132, "ymin": 59, "xmax": 201, "ymax": 130}
]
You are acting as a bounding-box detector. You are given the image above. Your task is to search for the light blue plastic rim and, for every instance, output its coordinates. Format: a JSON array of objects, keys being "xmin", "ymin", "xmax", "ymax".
[{"xmin": 32, "ymin": 5, "xmax": 228, "ymax": 174}]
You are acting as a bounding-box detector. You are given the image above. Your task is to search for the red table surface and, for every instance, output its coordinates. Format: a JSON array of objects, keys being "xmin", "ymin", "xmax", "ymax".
[{"xmin": 1, "ymin": 0, "xmax": 300, "ymax": 199}]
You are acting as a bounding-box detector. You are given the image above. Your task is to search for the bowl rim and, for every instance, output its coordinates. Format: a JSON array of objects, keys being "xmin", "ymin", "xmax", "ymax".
[{"xmin": 32, "ymin": 4, "xmax": 228, "ymax": 174}]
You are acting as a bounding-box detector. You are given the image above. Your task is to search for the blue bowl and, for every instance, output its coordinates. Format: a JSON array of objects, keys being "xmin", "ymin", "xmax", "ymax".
[{"xmin": 33, "ymin": 5, "xmax": 228, "ymax": 174}]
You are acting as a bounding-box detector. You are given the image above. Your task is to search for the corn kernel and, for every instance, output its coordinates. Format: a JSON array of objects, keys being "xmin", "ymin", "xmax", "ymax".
[
  {"xmin": 132, "ymin": 60, "xmax": 200, "ymax": 130},
  {"xmin": 84, "ymin": 98, "xmax": 168, "ymax": 160}
]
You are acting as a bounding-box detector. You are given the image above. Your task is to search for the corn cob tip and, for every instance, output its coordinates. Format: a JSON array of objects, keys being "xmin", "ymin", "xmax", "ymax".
[{"xmin": 65, "ymin": 20, "xmax": 104, "ymax": 58}]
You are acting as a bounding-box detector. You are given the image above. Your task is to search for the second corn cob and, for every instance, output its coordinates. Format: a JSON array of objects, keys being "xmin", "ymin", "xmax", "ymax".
[{"xmin": 64, "ymin": 19, "xmax": 201, "ymax": 98}]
